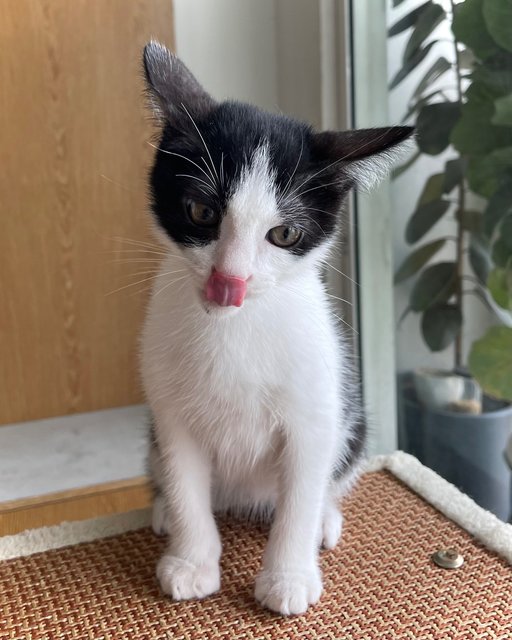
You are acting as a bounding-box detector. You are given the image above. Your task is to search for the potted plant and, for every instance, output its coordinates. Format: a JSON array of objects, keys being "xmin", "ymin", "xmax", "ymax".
[{"xmin": 389, "ymin": 0, "xmax": 512, "ymax": 519}]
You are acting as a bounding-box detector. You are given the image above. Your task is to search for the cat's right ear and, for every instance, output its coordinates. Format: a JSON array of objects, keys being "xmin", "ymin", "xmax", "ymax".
[{"xmin": 142, "ymin": 41, "xmax": 216, "ymax": 124}]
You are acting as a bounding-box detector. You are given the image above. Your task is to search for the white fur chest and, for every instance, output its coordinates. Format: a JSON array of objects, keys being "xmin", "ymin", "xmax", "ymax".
[{"xmin": 140, "ymin": 265, "xmax": 339, "ymax": 476}]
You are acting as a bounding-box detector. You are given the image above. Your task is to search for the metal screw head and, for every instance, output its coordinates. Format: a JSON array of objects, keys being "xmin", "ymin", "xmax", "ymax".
[{"xmin": 432, "ymin": 548, "xmax": 464, "ymax": 569}]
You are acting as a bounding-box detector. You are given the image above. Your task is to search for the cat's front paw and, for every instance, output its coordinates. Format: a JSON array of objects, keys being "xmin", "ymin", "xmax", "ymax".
[
  {"xmin": 157, "ymin": 554, "xmax": 220, "ymax": 600},
  {"xmin": 254, "ymin": 566, "xmax": 322, "ymax": 615}
]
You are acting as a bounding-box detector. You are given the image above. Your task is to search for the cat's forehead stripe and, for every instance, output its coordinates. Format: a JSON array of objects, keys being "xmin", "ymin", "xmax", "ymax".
[{"xmin": 227, "ymin": 144, "xmax": 279, "ymax": 226}]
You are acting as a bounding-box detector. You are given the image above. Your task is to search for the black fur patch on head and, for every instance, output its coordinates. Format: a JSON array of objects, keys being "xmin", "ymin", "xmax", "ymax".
[{"xmin": 144, "ymin": 43, "xmax": 414, "ymax": 254}]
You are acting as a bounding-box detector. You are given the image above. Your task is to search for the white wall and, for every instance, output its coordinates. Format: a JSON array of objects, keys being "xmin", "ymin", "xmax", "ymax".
[
  {"xmin": 173, "ymin": 0, "xmax": 327, "ymax": 128},
  {"xmin": 173, "ymin": 0, "xmax": 279, "ymax": 110}
]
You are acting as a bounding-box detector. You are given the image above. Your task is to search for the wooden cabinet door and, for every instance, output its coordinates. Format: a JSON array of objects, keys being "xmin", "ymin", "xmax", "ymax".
[{"xmin": 0, "ymin": 0, "xmax": 173, "ymax": 424}]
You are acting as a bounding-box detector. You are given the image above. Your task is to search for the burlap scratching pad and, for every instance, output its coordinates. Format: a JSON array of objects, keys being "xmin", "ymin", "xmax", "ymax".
[{"xmin": 1, "ymin": 469, "xmax": 511, "ymax": 639}]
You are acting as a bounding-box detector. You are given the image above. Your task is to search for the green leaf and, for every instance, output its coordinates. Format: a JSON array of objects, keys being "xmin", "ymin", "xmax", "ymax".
[
  {"xmin": 473, "ymin": 58, "xmax": 512, "ymax": 96},
  {"xmin": 469, "ymin": 234, "xmax": 493, "ymax": 285},
  {"xmin": 484, "ymin": 181, "xmax": 512, "ymax": 236},
  {"xmin": 487, "ymin": 267, "xmax": 512, "ymax": 310},
  {"xmin": 392, "ymin": 149, "xmax": 421, "ymax": 179},
  {"xmin": 389, "ymin": 41, "xmax": 436, "ymax": 90},
  {"xmin": 469, "ymin": 326, "xmax": 512, "ymax": 402},
  {"xmin": 452, "ymin": 0, "xmax": 500, "ymax": 60},
  {"xmin": 403, "ymin": 91, "xmax": 442, "ymax": 123},
  {"xmin": 492, "ymin": 237, "xmax": 512, "ymax": 267},
  {"xmin": 460, "ymin": 209, "xmax": 484, "ymax": 233},
  {"xmin": 442, "ymin": 158, "xmax": 467, "ymax": 194},
  {"xmin": 404, "ymin": 3, "xmax": 445, "ymax": 61},
  {"xmin": 483, "ymin": 0, "xmax": 512, "ymax": 54},
  {"xmin": 492, "ymin": 94, "xmax": 512, "ymax": 126},
  {"xmin": 419, "ymin": 173, "xmax": 445, "ymax": 205},
  {"xmin": 468, "ymin": 147, "xmax": 512, "ymax": 197},
  {"xmin": 421, "ymin": 303, "xmax": 462, "ymax": 351},
  {"xmin": 388, "ymin": 1, "xmax": 431, "ymax": 37},
  {"xmin": 451, "ymin": 82, "xmax": 512, "ymax": 155},
  {"xmin": 394, "ymin": 239, "xmax": 447, "ymax": 284},
  {"xmin": 410, "ymin": 262, "xmax": 457, "ymax": 311},
  {"xmin": 410, "ymin": 57, "xmax": 451, "ymax": 101},
  {"xmin": 405, "ymin": 199, "xmax": 451, "ymax": 244},
  {"xmin": 500, "ymin": 214, "xmax": 512, "ymax": 252},
  {"xmin": 417, "ymin": 102, "xmax": 461, "ymax": 155}
]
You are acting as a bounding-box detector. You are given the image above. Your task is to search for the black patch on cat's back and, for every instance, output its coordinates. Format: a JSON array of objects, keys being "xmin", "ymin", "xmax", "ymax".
[{"xmin": 332, "ymin": 418, "xmax": 367, "ymax": 480}]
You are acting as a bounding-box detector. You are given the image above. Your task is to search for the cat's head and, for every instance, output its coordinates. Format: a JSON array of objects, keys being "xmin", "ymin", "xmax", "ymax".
[{"xmin": 143, "ymin": 42, "xmax": 413, "ymax": 315}]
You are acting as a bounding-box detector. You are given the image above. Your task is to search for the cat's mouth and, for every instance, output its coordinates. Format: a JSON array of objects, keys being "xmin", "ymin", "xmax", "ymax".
[{"xmin": 204, "ymin": 268, "xmax": 250, "ymax": 308}]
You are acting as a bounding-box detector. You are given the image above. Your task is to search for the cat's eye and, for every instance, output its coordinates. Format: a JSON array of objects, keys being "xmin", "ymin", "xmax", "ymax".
[
  {"xmin": 186, "ymin": 200, "xmax": 219, "ymax": 227},
  {"xmin": 267, "ymin": 225, "xmax": 303, "ymax": 248}
]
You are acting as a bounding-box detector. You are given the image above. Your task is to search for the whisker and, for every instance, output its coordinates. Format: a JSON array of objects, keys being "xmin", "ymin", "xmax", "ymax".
[
  {"xmin": 117, "ymin": 267, "xmax": 186, "ymax": 277},
  {"xmin": 289, "ymin": 286, "xmax": 358, "ymax": 336},
  {"xmin": 110, "ymin": 258, "xmax": 168, "ymax": 265},
  {"xmin": 105, "ymin": 270, "xmax": 186, "ymax": 296},
  {"xmin": 108, "ymin": 252, "xmax": 168, "ymax": 260},
  {"xmin": 279, "ymin": 134, "xmax": 304, "ymax": 202},
  {"xmin": 325, "ymin": 293, "xmax": 353, "ymax": 306},
  {"xmin": 220, "ymin": 151, "xmax": 225, "ymax": 188},
  {"xmin": 331, "ymin": 313, "xmax": 359, "ymax": 335},
  {"xmin": 154, "ymin": 274, "xmax": 189, "ymax": 298},
  {"xmin": 175, "ymin": 173, "xmax": 217, "ymax": 195},
  {"xmin": 200, "ymin": 157, "xmax": 218, "ymax": 191},
  {"xmin": 100, "ymin": 174, "xmax": 139, "ymax": 194},
  {"xmin": 146, "ymin": 142, "xmax": 217, "ymax": 190},
  {"xmin": 302, "ymin": 216, "xmax": 327, "ymax": 238},
  {"xmin": 180, "ymin": 103, "xmax": 220, "ymax": 187},
  {"xmin": 106, "ymin": 248, "xmax": 187, "ymax": 261},
  {"xmin": 303, "ymin": 206, "xmax": 338, "ymax": 219},
  {"xmin": 110, "ymin": 236, "xmax": 166, "ymax": 251},
  {"xmin": 106, "ymin": 247, "xmax": 168, "ymax": 255},
  {"xmin": 321, "ymin": 260, "xmax": 359, "ymax": 288},
  {"xmin": 291, "ymin": 179, "xmax": 342, "ymax": 201}
]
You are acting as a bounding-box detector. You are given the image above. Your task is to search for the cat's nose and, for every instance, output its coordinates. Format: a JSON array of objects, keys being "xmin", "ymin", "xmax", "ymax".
[{"xmin": 205, "ymin": 268, "xmax": 249, "ymax": 307}]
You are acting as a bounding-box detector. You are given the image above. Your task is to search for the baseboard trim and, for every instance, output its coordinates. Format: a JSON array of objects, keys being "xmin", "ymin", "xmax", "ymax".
[{"xmin": 0, "ymin": 476, "xmax": 151, "ymax": 536}]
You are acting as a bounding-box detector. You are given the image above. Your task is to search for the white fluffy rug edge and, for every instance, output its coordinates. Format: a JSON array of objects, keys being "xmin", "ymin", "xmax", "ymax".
[{"xmin": 367, "ymin": 451, "xmax": 512, "ymax": 564}]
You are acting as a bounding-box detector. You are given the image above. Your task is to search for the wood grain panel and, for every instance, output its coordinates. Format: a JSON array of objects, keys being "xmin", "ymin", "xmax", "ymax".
[
  {"xmin": 0, "ymin": 0, "xmax": 173, "ymax": 423},
  {"xmin": 0, "ymin": 477, "xmax": 151, "ymax": 535}
]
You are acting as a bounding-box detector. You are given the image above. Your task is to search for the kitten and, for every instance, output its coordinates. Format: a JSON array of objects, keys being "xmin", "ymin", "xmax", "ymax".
[{"xmin": 140, "ymin": 41, "xmax": 413, "ymax": 615}]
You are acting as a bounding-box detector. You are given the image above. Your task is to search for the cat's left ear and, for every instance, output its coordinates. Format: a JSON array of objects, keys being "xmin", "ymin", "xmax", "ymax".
[
  {"xmin": 310, "ymin": 126, "xmax": 415, "ymax": 189},
  {"xmin": 142, "ymin": 41, "xmax": 216, "ymax": 125}
]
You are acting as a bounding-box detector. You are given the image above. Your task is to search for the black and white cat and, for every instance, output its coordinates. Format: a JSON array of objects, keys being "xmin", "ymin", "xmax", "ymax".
[{"xmin": 140, "ymin": 41, "xmax": 413, "ymax": 615}]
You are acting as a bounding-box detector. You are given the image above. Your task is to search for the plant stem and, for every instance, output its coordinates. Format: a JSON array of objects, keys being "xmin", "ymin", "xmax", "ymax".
[{"xmin": 450, "ymin": 0, "xmax": 465, "ymax": 370}]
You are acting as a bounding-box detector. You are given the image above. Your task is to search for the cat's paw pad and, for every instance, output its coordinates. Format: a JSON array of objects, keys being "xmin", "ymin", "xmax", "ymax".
[
  {"xmin": 321, "ymin": 504, "xmax": 343, "ymax": 549},
  {"xmin": 151, "ymin": 494, "xmax": 170, "ymax": 536},
  {"xmin": 254, "ymin": 567, "xmax": 322, "ymax": 615},
  {"xmin": 157, "ymin": 554, "xmax": 220, "ymax": 600}
]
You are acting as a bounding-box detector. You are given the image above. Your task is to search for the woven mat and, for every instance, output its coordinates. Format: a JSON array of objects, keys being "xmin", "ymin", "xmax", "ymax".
[{"xmin": 1, "ymin": 471, "xmax": 511, "ymax": 640}]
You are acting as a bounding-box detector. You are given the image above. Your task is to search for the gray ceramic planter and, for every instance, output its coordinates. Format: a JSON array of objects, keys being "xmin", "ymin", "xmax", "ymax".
[{"xmin": 398, "ymin": 374, "xmax": 512, "ymax": 522}]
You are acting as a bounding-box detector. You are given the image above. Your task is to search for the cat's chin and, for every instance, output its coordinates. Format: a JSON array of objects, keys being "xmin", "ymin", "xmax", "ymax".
[{"xmin": 201, "ymin": 301, "xmax": 242, "ymax": 318}]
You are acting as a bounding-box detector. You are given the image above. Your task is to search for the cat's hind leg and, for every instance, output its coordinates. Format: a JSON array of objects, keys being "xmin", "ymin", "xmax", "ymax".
[
  {"xmin": 152, "ymin": 492, "xmax": 170, "ymax": 536},
  {"xmin": 320, "ymin": 416, "xmax": 367, "ymax": 549},
  {"xmin": 320, "ymin": 493, "xmax": 344, "ymax": 550}
]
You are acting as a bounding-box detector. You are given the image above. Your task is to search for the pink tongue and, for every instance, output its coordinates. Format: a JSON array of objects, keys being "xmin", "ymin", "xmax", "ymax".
[{"xmin": 205, "ymin": 269, "xmax": 247, "ymax": 307}]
